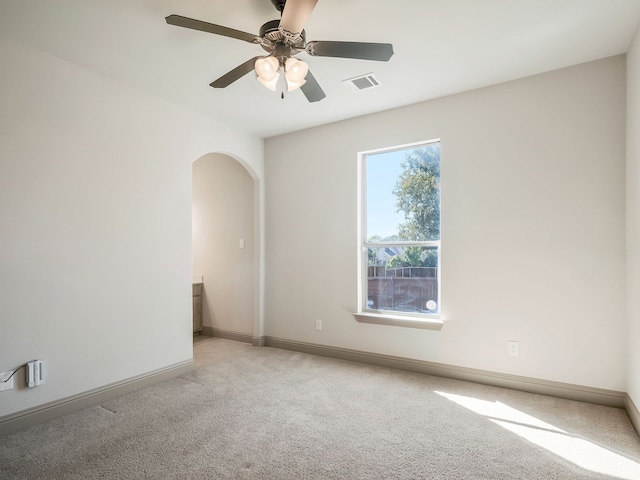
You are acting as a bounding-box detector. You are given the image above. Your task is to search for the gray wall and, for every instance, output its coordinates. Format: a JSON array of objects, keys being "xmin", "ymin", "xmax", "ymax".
[
  {"xmin": 0, "ymin": 40, "xmax": 263, "ymax": 418},
  {"xmin": 627, "ymin": 26, "xmax": 640, "ymax": 406},
  {"xmin": 265, "ymin": 56, "xmax": 627, "ymax": 391}
]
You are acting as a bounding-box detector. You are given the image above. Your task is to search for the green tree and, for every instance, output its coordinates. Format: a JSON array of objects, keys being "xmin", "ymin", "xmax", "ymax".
[
  {"xmin": 422, "ymin": 248, "xmax": 438, "ymax": 267},
  {"xmin": 393, "ymin": 145, "xmax": 440, "ymax": 241},
  {"xmin": 396, "ymin": 246, "xmax": 438, "ymax": 267},
  {"xmin": 387, "ymin": 255, "xmax": 402, "ymax": 268},
  {"xmin": 401, "ymin": 246, "xmax": 424, "ymax": 266}
]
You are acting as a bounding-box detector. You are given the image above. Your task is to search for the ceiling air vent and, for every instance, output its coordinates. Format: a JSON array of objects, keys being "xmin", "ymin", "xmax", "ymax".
[{"xmin": 342, "ymin": 73, "xmax": 382, "ymax": 93}]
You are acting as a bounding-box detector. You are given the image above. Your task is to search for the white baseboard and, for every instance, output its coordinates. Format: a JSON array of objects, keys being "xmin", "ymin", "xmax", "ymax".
[
  {"xmin": 262, "ymin": 336, "xmax": 627, "ymax": 409},
  {"xmin": 626, "ymin": 394, "xmax": 640, "ymax": 435},
  {"xmin": 0, "ymin": 360, "xmax": 194, "ymax": 437},
  {"xmin": 5, "ymin": 337, "xmax": 632, "ymax": 439},
  {"xmin": 201, "ymin": 326, "xmax": 254, "ymax": 345}
]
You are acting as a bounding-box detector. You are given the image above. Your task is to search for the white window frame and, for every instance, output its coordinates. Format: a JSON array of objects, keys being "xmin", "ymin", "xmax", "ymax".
[{"xmin": 354, "ymin": 139, "xmax": 443, "ymax": 331}]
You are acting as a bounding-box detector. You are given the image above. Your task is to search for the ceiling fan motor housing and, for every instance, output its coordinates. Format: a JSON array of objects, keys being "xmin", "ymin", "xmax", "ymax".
[
  {"xmin": 270, "ymin": 0, "xmax": 287, "ymax": 12},
  {"xmin": 259, "ymin": 19, "xmax": 283, "ymax": 38},
  {"xmin": 259, "ymin": 19, "xmax": 306, "ymax": 54}
]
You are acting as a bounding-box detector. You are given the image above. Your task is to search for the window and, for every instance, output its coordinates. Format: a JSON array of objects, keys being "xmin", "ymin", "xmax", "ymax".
[{"xmin": 357, "ymin": 140, "xmax": 441, "ymax": 327}]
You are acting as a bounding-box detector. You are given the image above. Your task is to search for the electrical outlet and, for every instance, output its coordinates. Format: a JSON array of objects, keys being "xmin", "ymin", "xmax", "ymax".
[
  {"xmin": 315, "ymin": 319, "xmax": 322, "ymax": 331},
  {"xmin": 508, "ymin": 341, "xmax": 519, "ymax": 357},
  {"xmin": 0, "ymin": 371, "xmax": 14, "ymax": 392}
]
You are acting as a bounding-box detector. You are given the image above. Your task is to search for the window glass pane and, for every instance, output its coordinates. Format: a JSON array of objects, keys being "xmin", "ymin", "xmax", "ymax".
[
  {"xmin": 366, "ymin": 143, "xmax": 440, "ymax": 242},
  {"xmin": 367, "ymin": 246, "xmax": 439, "ymax": 314}
]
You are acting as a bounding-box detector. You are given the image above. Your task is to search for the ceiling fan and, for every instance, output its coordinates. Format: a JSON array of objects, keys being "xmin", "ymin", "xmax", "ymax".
[{"xmin": 165, "ymin": 0, "xmax": 394, "ymax": 102}]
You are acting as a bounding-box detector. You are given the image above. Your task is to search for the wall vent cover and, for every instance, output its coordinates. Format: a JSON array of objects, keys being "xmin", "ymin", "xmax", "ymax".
[{"xmin": 342, "ymin": 73, "xmax": 382, "ymax": 92}]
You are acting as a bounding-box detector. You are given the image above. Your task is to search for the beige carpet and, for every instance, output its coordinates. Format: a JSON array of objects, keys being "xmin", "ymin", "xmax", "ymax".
[{"xmin": 1, "ymin": 338, "xmax": 640, "ymax": 479}]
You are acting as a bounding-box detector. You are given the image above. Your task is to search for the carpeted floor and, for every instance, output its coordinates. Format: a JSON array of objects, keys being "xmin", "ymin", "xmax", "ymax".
[{"xmin": 1, "ymin": 338, "xmax": 640, "ymax": 479}]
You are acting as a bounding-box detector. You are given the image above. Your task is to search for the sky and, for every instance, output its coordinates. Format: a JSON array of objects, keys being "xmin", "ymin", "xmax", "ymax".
[{"xmin": 365, "ymin": 149, "xmax": 406, "ymax": 239}]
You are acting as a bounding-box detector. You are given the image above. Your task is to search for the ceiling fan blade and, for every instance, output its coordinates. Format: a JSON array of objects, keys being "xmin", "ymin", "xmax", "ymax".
[
  {"xmin": 306, "ymin": 41, "xmax": 394, "ymax": 61},
  {"xmin": 210, "ymin": 56, "xmax": 262, "ymax": 88},
  {"xmin": 300, "ymin": 70, "xmax": 326, "ymax": 103},
  {"xmin": 166, "ymin": 15, "xmax": 258, "ymax": 43},
  {"xmin": 279, "ymin": 0, "xmax": 318, "ymax": 40}
]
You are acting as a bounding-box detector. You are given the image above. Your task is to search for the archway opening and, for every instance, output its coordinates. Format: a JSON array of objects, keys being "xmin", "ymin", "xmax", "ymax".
[{"xmin": 192, "ymin": 153, "xmax": 255, "ymax": 343}]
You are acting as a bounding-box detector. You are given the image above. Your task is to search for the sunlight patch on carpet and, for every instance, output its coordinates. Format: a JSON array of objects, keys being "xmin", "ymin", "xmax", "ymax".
[{"xmin": 435, "ymin": 391, "xmax": 640, "ymax": 480}]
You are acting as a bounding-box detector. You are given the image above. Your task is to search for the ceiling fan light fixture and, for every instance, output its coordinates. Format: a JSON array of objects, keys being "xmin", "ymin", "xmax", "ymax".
[
  {"xmin": 255, "ymin": 56, "xmax": 281, "ymax": 90},
  {"xmin": 257, "ymin": 75, "xmax": 280, "ymax": 91},
  {"xmin": 286, "ymin": 77, "xmax": 307, "ymax": 91},
  {"xmin": 284, "ymin": 57, "xmax": 309, "ymax": 91}
]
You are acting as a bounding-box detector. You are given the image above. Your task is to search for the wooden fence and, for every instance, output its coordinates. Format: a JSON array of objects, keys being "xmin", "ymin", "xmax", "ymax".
[
  {"xmin": 368, "ymin": 266, "xmax": 437, "ymax": 278},
  {"xmin": 368, "ymin": 276, "xmax": 438, "ymax": 312}
]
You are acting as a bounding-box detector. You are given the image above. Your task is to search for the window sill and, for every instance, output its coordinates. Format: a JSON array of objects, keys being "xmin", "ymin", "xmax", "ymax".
[{"xmin": 352, "ymin": 312, "xmax": 444, "ymax": 331}]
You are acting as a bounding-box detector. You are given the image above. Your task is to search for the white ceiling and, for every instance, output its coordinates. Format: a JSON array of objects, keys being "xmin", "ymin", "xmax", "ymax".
[{"xmin": 2, "ymin": 0, "xmax": 640, "ymax": 138}]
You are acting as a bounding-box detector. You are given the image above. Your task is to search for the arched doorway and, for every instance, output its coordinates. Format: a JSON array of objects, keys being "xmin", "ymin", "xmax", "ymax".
[{"xmin": 192, "ymin": 153, "xmax": 255, "ymax": 342}]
